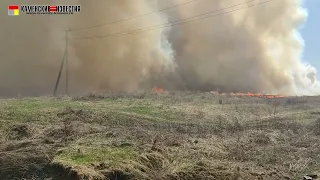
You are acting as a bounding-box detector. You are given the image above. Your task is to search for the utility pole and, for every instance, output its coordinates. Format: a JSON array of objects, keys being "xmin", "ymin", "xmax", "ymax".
[
  {"xmin": 65, "ymin": 29, "xmax": 70, "ymax": 95},
  {"xmin": 53, "ymin": 51, "xmax": 66, "ymax": 96},
  {"xmin": 53, "ymin": 29, "xmax": 70, "ymax": 96}
]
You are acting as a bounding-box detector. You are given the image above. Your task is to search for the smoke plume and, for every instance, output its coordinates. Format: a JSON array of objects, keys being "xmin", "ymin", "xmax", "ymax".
[{"xmin": 0, "ymin": 0, "xmax": 319, "ymax": 97}]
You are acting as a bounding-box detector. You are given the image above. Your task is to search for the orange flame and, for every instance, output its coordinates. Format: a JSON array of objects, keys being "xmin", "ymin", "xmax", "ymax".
[{"xmin": 152, "ymin": 87, "xmax": 164, "ymax": 93}]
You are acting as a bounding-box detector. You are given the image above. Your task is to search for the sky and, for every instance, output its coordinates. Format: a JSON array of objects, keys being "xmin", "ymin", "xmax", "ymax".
[{"xmin": 300, "ymin": 0, "xmax": 320, "ymax": 78}]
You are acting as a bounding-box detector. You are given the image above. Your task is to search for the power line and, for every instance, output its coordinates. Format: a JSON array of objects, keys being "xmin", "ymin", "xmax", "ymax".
[
  {"xmin": 74, "ymin": 0, "xmax": 274, "ymax": 40},
  {"xmin": 70, "ymin": 0, "xmax": 202, "ymax": 31},
  {"xmin": 74, "ymin": 0, "xmax": 258, "ymax": 39}
]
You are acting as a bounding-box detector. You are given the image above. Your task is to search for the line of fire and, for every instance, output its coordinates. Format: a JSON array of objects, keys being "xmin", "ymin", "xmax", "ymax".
[{"xmin": 152, "ymin": 87, "xmax": 286, "ymax": 99}]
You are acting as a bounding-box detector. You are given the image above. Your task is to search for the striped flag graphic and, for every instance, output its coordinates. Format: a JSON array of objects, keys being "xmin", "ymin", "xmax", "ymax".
[{"xmin": 49, "ymin": 5, "xmax": 57, "ymax": 12}]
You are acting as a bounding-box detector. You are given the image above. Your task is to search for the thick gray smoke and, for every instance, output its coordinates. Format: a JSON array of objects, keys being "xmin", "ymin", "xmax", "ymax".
[
  {"xmin": 0, "ymin": 0, "xmax": 319, "ymax": 97},
  {"xmin": 165, "ymin": 0, "xmax": 319, "ymax": 95}
]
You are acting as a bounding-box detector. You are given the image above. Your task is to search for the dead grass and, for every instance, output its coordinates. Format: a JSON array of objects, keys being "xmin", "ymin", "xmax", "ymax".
[{"xmin": 0, "ymin": 92, "xmax": 320, "ymax": 179}]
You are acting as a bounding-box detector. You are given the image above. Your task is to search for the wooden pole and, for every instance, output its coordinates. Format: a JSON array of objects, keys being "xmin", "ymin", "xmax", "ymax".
[
  {"xmin": 65, "ymin": 29, "xmax": 70, "ymax": 95},
  {"xmin": 53, "ymin": 51, "xmax": 66, "ymax": 96},
  {"xmin": 53, "ymin": 29, "xmax": 70, "ymax": 96}
]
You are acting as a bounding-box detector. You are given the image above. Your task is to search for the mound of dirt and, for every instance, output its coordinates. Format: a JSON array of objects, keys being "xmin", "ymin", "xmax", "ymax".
[
  {"xmin": 5, "ymin": 124, "xmax": 32, "ymax": 140},
  {"xmin": 57, "ymin": 107, "xmax": 94, "ymax": 121}
]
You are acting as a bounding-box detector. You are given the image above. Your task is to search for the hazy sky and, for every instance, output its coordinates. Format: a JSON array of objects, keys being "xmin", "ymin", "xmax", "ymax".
[{"xmin": 300, "ymin": 0, "xmax": 319, "ymax": 77}]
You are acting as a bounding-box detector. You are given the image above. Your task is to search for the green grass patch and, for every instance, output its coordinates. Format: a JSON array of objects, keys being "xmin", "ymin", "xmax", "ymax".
[
  {"xmin": 122, "ymin": 106, "xmax": 154, "ymax": 115},
  {"xmin": 0, "ymin": 98, "xmax": 86, "ymax": 123},
  {"xmin": 5, "ymin": 98, "xmax": 79, "ymax": 111},
  {"xmin": 121, "ymin": 104, "xmax": 191, "ymax": 123},
  {"xmin": 54, "ymin": 147, "xmax": 138, "ymax": 167}
]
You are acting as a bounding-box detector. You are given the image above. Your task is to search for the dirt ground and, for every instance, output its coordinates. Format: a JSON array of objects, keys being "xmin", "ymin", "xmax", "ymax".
[{"xmin": 0, "ymin": 92, "xmax": 320, "ymax": 180}]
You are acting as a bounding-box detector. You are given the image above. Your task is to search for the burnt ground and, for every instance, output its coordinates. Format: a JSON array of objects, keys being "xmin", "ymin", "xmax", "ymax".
[{"xmin": 0, "ymin": 92, "xmax": 320, "ymax": 180}]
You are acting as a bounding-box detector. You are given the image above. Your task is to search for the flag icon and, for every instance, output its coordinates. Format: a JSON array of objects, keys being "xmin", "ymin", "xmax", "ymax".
[
  {"xmin": 8, "ymin": 5, "xmax": 19, "ymax": 16},
  {"xmin": 49, "ymin": 6, "xmax": 57, "ymax": 12}
]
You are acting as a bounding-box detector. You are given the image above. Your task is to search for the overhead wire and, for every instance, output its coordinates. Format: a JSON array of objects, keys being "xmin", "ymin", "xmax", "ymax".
[
  {"xmin": 73, "ymin": 0, "xmax": 275, "ymax": 40},
  {"xmin": 70, "ymin": 0, "xmax": 202, "ymax": 31}
]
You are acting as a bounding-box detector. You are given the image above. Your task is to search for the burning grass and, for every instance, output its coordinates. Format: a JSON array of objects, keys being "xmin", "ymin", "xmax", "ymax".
[{"xmin": 0, "ymin": 92, "xmax": 320, "ymax": 179}]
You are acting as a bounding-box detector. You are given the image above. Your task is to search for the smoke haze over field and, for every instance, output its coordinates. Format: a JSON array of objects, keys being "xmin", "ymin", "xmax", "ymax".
[{"xmin": 0, "ymin": 0, "xmax": 319, "ymax": 97}]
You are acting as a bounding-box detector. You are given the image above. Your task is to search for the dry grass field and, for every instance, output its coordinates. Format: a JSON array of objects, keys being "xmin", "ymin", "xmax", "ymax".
[{"xmin": 0, "ymin": 92, "xmax": 320, "ymax": 180}]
